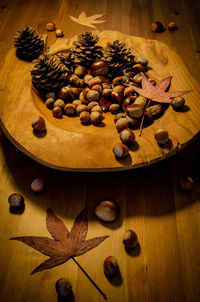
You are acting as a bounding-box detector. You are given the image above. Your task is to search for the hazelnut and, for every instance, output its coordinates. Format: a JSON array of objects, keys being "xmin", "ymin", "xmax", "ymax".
[
  {"xmin": 136, "ymin": 57, "xmax": 149, "ymax": 66},
  {"xmin": 103, "ymin": 256, "xmax": 119, "ymax": 275},
  {"xmin": 55, "ymin": 28, "xmax": 63, "ymax": 37},
  {"xmin": 45, "ymin": 92, "xmax": 56, "ymax": 99},
  {"xmin": 147, "ymin": 104, "xmax": 162, "ymax": 117},
  {"xmin": 123, "ymin": 230, "xmax": 138, "ymax": 249},
  {"xmin": 52, "ymin": 106, "xmax": 62, "ymax": 118},
  {"xmin": 64, "ymin": 104, "xmax": 76, "ymax": 116},
  {"xmin": 84, "ymin": 74, "xmax": 93, "ymax": 85},
  {"xmin": 134, "ymin": 96, "xmax": 147, "ymax": 108},
  {"xmin": 54, "ymin": 99, "xmax": 65, "ymax": 109},
  {"xmin": 32, "ymin": 116, "xmax": 46, "ymax": 132},
  {"xmin": 180, "ymin": 176, "xmax": 194, "ymax": 191},
  {"xmin": 55, "ymin": 278, "xmax": 72, "ymax": 297},
  {"xmin": 171, "ymin": 97, "xmax": 185, "ymax": 109},
  {"xmin": 95, "ymin": 200, "xmax": 119, "ymax": 222},
  {"xmin": 114, "ymin": 113, "xmax": 127, "ymax": 123},
  {"xmin": 113, "ymin": 85, "xmax": 125, "ymax": 94},
  {"xmin": 8, "ymin": 193, "xmax": 24, "ymax": 208},
  {"xmin": 88, "ymin": 101, "xmax": 99, "ymax": 111},
  {"xmin": 91, "ymin": 84, "xmax": 102, "ymax": 94},
  {"xmin": 126, "ymin": 104, "xmax": 144, "ymax": 118},
  {"xmin": 151, "ymin": 21, "xmax": 164, "ymax": 32},
  {"xmin": 91, "ymin": 105, "xmax": 103, "ymax": 113},
  {"xmin": 90, "ymin": 111, "xmax": 102, "ymax": 125},
  {"xmin": 91, "ymin": 60, "xmax": 109, "ymax": 76},
  {"xmin": 88, "ymin": 77, "xmax": 102, "ymax": 88},
  {"xmin": 112, "ymin": 76, "xmax": 125, "ymax": 85},
  {"xmin": 126, "ymin": 116, "xmax": 137, "ymax": 128},
  {"xmin": 154, "ymin": 129, "xmax": 169, "ymax": 144},
  {"xmin": 102, "ymin": 83, "xmax": 112, "ymax": 89},
  {"xmin": 168, "ymin": 21, "xmax": 177, "ymax": 31},
  {"xmin": 79, "ymin": 111, "xmax": 90, "ymax": 124},
  {"xmin": 45, "ymin": 98, "xmax": 54, "ymax": 109},
  {"xmin": 76, "ymin": 104, "xmax": 89, "ymax": 115},
  {"xmin": 45, "ymin": 22, "xmax": 56, "ymax": 31},
  {"xmin": 86, "ymin": 90, "xmax": 100, "ymax": 102},
  {"xmin": 79, "ymin": 91, "xmax": 89, "ymax": 104},
  {"xmin": 31, "ymin": 178, "xmax": 45, "ymax": 193},
  {"xmin": 115, "ymin": 118, "xmax": 129, "ymax": 132},
  {"xmin": 72, "ymin": 99, "xmax": 82, "ymax": 107},
  {"xmin": 124, "ymin": 86, "xmax": 136, "ymax": 97},
  {"xmin": 113, "ymin": 143, "xmax": 129, "ymax": 158},
  {"xmin": 109, "ymin": 104, "xmax": 121, "ymax": 114},
  {"xmin": 102, "ymin": 88, "xmax": 112, "ymax": 99},
  {"xmin": 120, "ymin": 129, "xmax": 135, "ymax": 145},
  {"xmin": 99, "ymin": 98, "xmax": 112, "ymax": 111},
  {"xmin": 74, "ymin": 65, "xmax": 87, "ymax": 78},
  {"xmin": 111, "ymin": 92, "xmax": 124, "ymax": 105}
]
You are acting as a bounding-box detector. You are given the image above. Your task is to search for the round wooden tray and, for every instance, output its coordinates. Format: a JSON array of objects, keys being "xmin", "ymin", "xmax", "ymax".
[{"xmin": 0, "ymin": 30, "xmax": 199, "ymax": 171}]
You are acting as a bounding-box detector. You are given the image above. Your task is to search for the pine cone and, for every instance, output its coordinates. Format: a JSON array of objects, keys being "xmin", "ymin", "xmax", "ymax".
[
  {"xmin": 56, "ymin": 51, "xmax": 76, "ymax": 74},
  {"xmin": 73, "ymin": 32, "xmax": 103, "ymax": 69},
  {"xmin": 14, "ymin": 27, "xmax": 44, "ymax": 61},
  {"xmin": 104, "ymin": 40, "xmax": 135, "ymax": 76},
  {"xmin": 31, "ymin": 54, "xmax": 67, "ymax": 94}
]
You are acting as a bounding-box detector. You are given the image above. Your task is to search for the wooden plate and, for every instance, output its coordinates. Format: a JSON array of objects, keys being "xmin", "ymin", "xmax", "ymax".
[{"xmin": 0, "ymin": 30, "xmax": 199, "ymax": 171}]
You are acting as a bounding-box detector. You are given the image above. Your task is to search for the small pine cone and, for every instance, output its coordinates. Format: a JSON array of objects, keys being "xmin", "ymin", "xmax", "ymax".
[{"xmin": 14, "ymin": 27, "xmax": 44, "ymax": 61}]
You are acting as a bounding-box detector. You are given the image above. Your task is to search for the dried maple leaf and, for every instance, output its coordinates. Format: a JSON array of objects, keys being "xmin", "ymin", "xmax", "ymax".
[
  {"xmin": 69, "ymin": 11, "xmax": 106, "ymax": 29},
  {"xmin": 10, "ymin": 208, "xmax": 109, "ymax": 275},
  {"xmin": 127, "ymin": 72, "xmax": 191, "ymax": 103}
]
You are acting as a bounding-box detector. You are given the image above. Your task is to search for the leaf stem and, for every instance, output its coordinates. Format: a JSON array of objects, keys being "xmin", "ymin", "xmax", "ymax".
[
  {"xmin": 71, "ymin": 257, "xmax": 107, "ymax": 300},
  {"xmin": 139, "ymin": 99, "xmax": 151, "ymax": 136}
]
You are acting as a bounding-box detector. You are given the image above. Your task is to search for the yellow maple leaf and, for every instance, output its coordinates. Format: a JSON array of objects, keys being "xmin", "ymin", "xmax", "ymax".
[{"xmin": 69, "ymin": 11, "xmax": 106, "ymax": 29}]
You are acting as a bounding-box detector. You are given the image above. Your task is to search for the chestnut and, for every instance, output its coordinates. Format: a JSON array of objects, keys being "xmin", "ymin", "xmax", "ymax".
[
  {"xmin": 171, "ymin": 97, "xmax": 185, "ymax": 109},
  {"xmin": 147, "ymin": 104, "xmax": 162, "ymax": 117},
  {"xmin": 88, "ymin": 77, "xmax": 102, "ymax": 88},
  {"xmin": 84, "ymin": 74, "xmax": 93, "ymax": 85},
  {"xmin": 74, "ymin": 65, "xmax": 87, "ymax": 78},
  {"xmin": 154, "ymin": 129, "xmax": 169, "ymax": 144},
  {"xmin": 151, "ymin": 21, "xmax": 164, "ymax": 32},
  {"xmin": 55, "ymin": 29, "xmax": 63, "ymax": 37},
  {"xmin": 115, "ymin": 118, "xmax": 129, "ymax": 132},
  {"xmin": 95, "ymin": 200, "xmax": 119, "ymax": 222},
  {"xmin": 64, "ymin": 104, "xmax": 76, "ymax": 116},
  {"xmin": 120, "ymin": 129, "xmax": 135, "ymax": 145},
  {"xmin": 54, "ymin": 99, "xmax": 65, "ymax": 109},
  {"xmin": 31, "ymin": 178, "xmax": 45, "ymax": 193},
  {"xmin": 45, "ymin": 22, "xmax": 55, "ymax": 31},
  {"xmin": 76, "ymin": 104, "xmax": 89, "ymax": 115},
  {"xmin": 45, "ymin": 98, "xmax": 54, "ymax": 109},
  {"xmin": 112, "ymin": 76, "xmax": 125, "ymax": 85},
  {"xmin": 180, "ymin": 176, "xmax": 195, "ymax": 191},
  {"xmin": 102, "ymin": 88, "xmax": 112, "ymax": 99},
  {"xmin": 123, "ymin": 230, "xmax": 138, "ymax": 249},
  {"xmin": 113, "ymin": 143, "xmax": 129, "ymax": 158},
  {"xmin": 99, "ymin": 98, "xmax": 112, "ymax": 111},
  {"xmin": 109, "ymin": 103, "xmax": 121, "ymax": 114},
  {"xmin": 168, "ymin": 21, "xmax": 177, "ymax": 31},
  {"xmin": 8, "ymin": 193, "xmax": 24, "ymax": 208},
  {"xmin": 113, "ymin": 85, "xmax": 125, "ymax": 94},
  {"xmin": 79, "ymin": 111, "xmax": 91, "ymax": 124},
  {"xmin": 32, "ymin": 116, "xmax": 46, "ymax": 132},
  {"xmin": 126, "ymin": 104, "xmax": 144, "ymax": 118},
  {"xmin": 86, "ymin": 90, "xmax": 100, "ymax": 102},
  {"xmin": 104, "ymin": 256, "xmax": 119, "ymax": 275},
  {"xmin": 55, "ymin": 278, "xmax": 72, "ymax": 297},
  {"xmin": 52, "ymin": 106, "xmax": 62, "ymax": 118},
  {"xmin": 91, "ymin": 84, "xmax": 102, "ymax": 94},
  {"xmin": 111, "ymin": 92, "xmax": 124, "ymax": 105},
  {"xmin": 91, "ymin": 60, "xmax": 109, "ymax": 76},
  {"xmin": 88, "ymin": 101, "xmax": 99, "ymax": 111},
  {"xmin": 90, "ymin": 111, "xmax": 103, "ymax": 125}
]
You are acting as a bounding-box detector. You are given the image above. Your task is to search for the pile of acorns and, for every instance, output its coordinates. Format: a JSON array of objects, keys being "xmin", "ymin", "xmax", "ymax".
[{"xmin": 41, "ymin": 57, "xmax": 163, "ymax": 158}]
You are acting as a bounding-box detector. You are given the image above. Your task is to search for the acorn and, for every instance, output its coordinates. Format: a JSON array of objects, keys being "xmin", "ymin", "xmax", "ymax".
[
  {"xmin": 120, "ymin": 129, "xmax": 135, "ymax": 145},
  {"xmin": 8, "ymin": 193, "xmax": 24, "ymax": 208},
  {"xmin": 171, "ymin": 97, "xmax": 185, "ymax": 109},
  {"xmin": 95, "ymin": 200, "xmax": 119, "ymax": 222},
  {"xmin": 103, "ymin": 256, "xmax": 119, "ymax": 275},
  {"xmin": 180, "ymin": 176, "xmax": 195, "ymax": 191},
  {"xmin": 113, "ymin": 143, "xmax": 129, "ymax": 158},
  {"xmin": 123, "ymin": 230, "xmax": 138, "ymax": 249},
  {"xmin": 55, "ymin": 278, "xmax": 72, "ymax": 297},
  {"xmin": 151, "ymin": 21, "xmax": 164, "ymax": 32},
  {"xmin": 154, "ymin": 129, "xmax": 169, "ymax": 144},
  {"xmin": 31, "ymin": 178, "xmax": 45, "ymax": 193},
  {"xmin": 32, "ymin": 116, "xmax": 46, "ymax": 132},
  {"xmin": 91, "ymin": 60, "xmax": 109, "ymax": 76}
]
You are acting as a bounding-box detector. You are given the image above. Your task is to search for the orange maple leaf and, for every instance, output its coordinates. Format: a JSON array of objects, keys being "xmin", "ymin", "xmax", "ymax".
[{"xmin": 69, "ymin": 11, "xmax": 106, "ymax": 29}]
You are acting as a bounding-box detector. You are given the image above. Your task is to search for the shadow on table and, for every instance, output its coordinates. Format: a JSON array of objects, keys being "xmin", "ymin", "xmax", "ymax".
[{"xmin": 1, "ymin": 130, "xmax": 200, "ymax": 222}]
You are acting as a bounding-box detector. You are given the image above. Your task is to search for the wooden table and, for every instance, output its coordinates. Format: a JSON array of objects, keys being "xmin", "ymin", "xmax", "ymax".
[{"xmin": 0, "ymin": 0, "xmax": 200, "ymax": 301}]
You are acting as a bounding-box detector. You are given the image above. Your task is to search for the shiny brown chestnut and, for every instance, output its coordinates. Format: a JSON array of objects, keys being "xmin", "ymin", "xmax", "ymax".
[{"xmin": 91, "ymin": 60, "xmax": 109, "ymax": 76}]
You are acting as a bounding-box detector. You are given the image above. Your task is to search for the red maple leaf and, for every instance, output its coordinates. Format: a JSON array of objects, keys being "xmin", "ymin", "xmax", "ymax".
[
  {"xmin": 127, "ymin": 72, "xmax": 192, "ymax": 103},
  {"xmin": 10, "ymin": 208, "xmax": 109, "ymax": 275}
]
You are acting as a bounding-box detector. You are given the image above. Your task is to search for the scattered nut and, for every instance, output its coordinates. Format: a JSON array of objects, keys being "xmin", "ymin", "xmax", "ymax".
[
  {"xmin": 45, "ymin": 22, "xmax": 56, "ymax": 31},
  {"xmin": 122, "ymin": 96, "xmax": 135, "ymax": 111},
  {"xmin": 52, "ymin": 106, "xmax": 62, "ymax": 118},
  {"xmin": 124, "ymin": 86, "xmax": 136, "ymax": 97},
  {"xmin": 123, "ymin": 230, "xmax": 138, "ymax": 249},
  {"xmin": 45, "ymin": 98, "xmax": 54, "ymax": 109},
  {"xmin": 132, "ymin": 64, "xmax": 145, "ymax": 73},
  {"xmin": 88, "ymin": 101, "xmax": 99, "ymax": 111},
  {"xmin": 8, "ymin": 193, "xmax": 24, "ymax": 208},
  {"xmin": 79, "ymin": 91, "xmax": 89, "ymax": 104},
  {"xmin": 151, "ymin": 21, "xmax": 164, "ymax": 32},
  {"xmin": 95, "ymin": 200, "xmax": 119, "ymax": 222},
  {"xmin": 64, "ymin": 103, "xmax": 76, "ymax": 116},
  {"xmin": 68, "ymin": 74, "xmax": 80, "ymax": 87},
  {"xmin": 84, "ymin": 74, "xmax": 93, "ymax": 85},
  {"xmin": 91, "ymin": 60, "xmax": 109, "ymax": 76},
  {"xmin": 114, "ymin": 113, "xmax": 126, "ymax": 123},
  {"xmin": 90, "ymin": 111, "xmax": 102, "ymax": 124},
  {"xmin": 147, "ymin": 104, "xmax": 162, "ymax": 117},
  {"xmin": 55, "ymin": 278, "xmax": 72, "ymax": 297},
  {"xmin": 88, "ymin": 77, "xmax": 102, "ymax": 88},
  {"xmin": 102, "ymin": 88, "xmax": 112, "ymax": 99},
  {"xmin": 180, "ymin": 176, "xmax": 194, "ymax": 191},
  {"xmin": 86, "ymin": 90, "xmax": 100, "ymax": 102},
  {"xmin": 115, "ymin": 118, "xmax": 129, "ymax": 132},
  {"xmin": 99, "ymin": 98, "xmax": 112, "ymax": 111},
  {"xmin": 45, "ymin": 92, "xmax": 56, "ymax": 99},
  {"xmin": 112, "ymin": 76, "xmax": 125, "ymax": 85},
  {"xmin": 104, "ymin": 256, "xmax": 119, "ymax": 275},
  {"xmin": 54, "ymin": 99, "xmax": 65, "ymax": 109},
  {"xmin": 80, "ymin": 111, "xmax": 90, "ymax": 124},
  {"xmin": 154, "ymin": 129, "xmax": 169, "ymax": 144},
  {"xmin": 168, "ymin": 21, "xmax": 177, "ymax": 31},
  {"xmin": 111, "ymin": 92, "xmax": 124, "ymax": 105},
  {"xmin": 91, "ymin": 84, "xmax": 102, "ymax": 94},
  {"xmin": 113, "ymin": 143, "xmax": 129, "ymax": 158},
  {"xmin": 91, "ymin": 105, "xmax": 103, "ymax": 113},
  {"xmin": 126, "ymin": 104, "xmax": 144, "ymax": 118},
  {"xmin": 76, "ymin": 104, "xmax": 89, "ymax": 115},
  {"xmin": 113, "ymin": 85, "xmax": 125, "ymax": 94},
  {"xmin": 109, "ymin": 104, "xmax": 121, "ymax": 114},
  {"xmin": 120, "ymin": 129, "xmax": 135, "ymax": 145},
  {"xmin": 55, "ymin": 28, "xmax": 63, "ymax": 37},
  {"xmin": 31, "ymin": 178, "xmax": 45, "ymax": 193},
  {"xmin": 126, "ymin": 116, "xmax": 137, "ymax": 128},
  {"xmin": 32, "ymin": 116, "xmax": 46, "ymax": 132},
  {"xmin": 171, "ymin": 97, "xmax": 185, "ymax": 109},
  {"xmin": 134, "ymin": 96, "xmax": 147, "ymax": 108},
  {"xmin": 136, "ymin": 57, "xmax": 149, "ymax": 66},
  {"xmin": 72, "ymin": 99, "xmax": 82, "ymax": 107},
  {"xmin": 74, "ymin": 65, "xmax": 87, "ymax": 78}
]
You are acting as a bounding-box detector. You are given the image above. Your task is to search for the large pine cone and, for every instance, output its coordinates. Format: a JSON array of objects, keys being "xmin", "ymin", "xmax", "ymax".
[
  {"xmin": 104, "ymin": 40, "xmax": 135, "ymax": 76},
  {"xmin": 31, "ymin": 54, "xmax": 67, "ymax": 94},
  {"xmin": 14, "ymin": 27, "xmax": 44, "ymax": 61},
  {"xmin": 73, "ymin": 32, "xmax": 103, "ymax": 68}
]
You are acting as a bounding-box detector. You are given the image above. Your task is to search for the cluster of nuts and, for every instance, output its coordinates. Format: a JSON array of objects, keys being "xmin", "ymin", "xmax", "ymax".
[
  {"xmin": 151, "ymin": 20, "xmax": 177, "ymax": 32},
  {"xmin": 45, "ymin": 22, "xmax": 63, "ymax": 37}
]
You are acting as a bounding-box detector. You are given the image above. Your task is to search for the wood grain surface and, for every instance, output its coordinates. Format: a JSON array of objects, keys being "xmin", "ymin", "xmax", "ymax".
[{"xmin": 0, "ymin": 0, "xmax": 200, "ymax": 302}]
